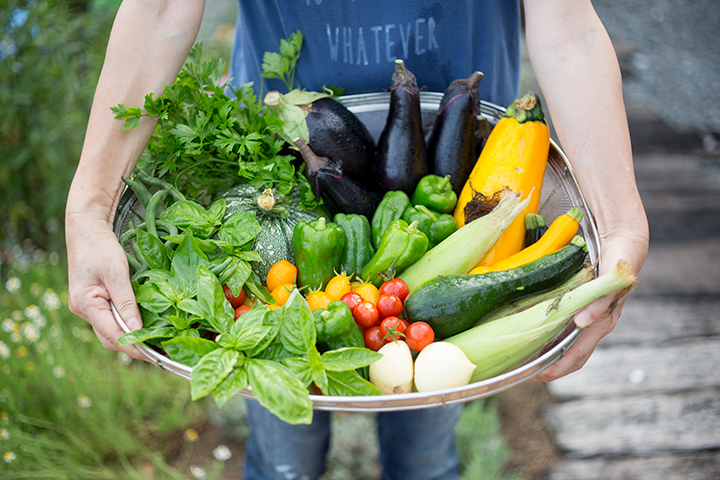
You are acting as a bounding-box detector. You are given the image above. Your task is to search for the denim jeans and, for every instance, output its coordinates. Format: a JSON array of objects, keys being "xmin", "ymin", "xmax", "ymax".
[{"xmin": 243, "ymin": 400, "xmax": 463, "ymax": 480}]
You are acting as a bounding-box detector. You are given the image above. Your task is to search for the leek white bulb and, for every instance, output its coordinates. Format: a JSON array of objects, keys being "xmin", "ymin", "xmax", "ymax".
[
  {"xmin": 369, "ymin": 341, "xmax": 414, "ymax": 395},
  {"xmin": 413, "ymin": 342, "xmax": 476, "ymax": 392}
]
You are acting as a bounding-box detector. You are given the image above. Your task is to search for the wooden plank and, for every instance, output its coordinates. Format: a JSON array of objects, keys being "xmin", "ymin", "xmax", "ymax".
[
  {"xmin": 547, "ymin": 339, "xmax": 720, "ymax": 398},
  {"xmin": 549, "ymin": 451, "xmax": 720, "ymax": 480},
  {"xmin": 543, "ymin": 388, "xmax": 720, "ymax": 457},
  {"xmin": 603, "ymin": 297, "xmax": 720, "ymax": 345},
  {"xmin": 631, "ymin": 241, "xmax": 720, "ymax": 297}
]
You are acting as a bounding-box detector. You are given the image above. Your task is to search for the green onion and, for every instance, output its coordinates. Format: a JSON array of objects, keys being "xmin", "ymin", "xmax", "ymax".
[
  {"xmin": 399, "ymin": 190, "xmax": 530, "ymax": 292},
  {"xmin": 446, "ymin": 260, "xmax": 636, "ymax": 383}
]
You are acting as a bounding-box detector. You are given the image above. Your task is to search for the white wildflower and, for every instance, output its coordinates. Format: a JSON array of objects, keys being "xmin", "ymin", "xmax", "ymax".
[
  {"xmin": 117, "ymin": 352, "xmax": 133, "ymax": 366},
  {"xmin": 43, "ymin": 290, "xmax": 61, "ymax": 311},
  {"xmin": 72, "ymin": 326, "xmax": 81, "ymax": 338},
  {"xmin": 9, "ymin": 331, "xmax": 21, "ymax": 344},
  {"xmin": 36, "ymin": 341, "xmax": 48, "ymax": 353},
  {"xmin": 1, "ymin": 319, "xmax": 15, "ymax": 333},
  {"xmin": 10, "ymin": 311, "xmax": 22, "ymax": 322},
  {"xmin": 189, "ymin": 465, "xmax": 206, "ymax": 479},
  {"xmin": 52, "ymin": 365, "xmax": 66, "ymax": 378},
  {"xmin": 33, "ymin": 315, "xmax": 46, "ymax": 329},
  {"xmin": 80, "ymin": 329, "xmax": 93, "ymax": 343},
  {"xmin": 29, "ymin": 283, "xmax": 41, "ymax": 297},
  {"xmin": 76, "ymin": 395, "xmax": 92, "ymax": 409},
  {"xmin": 21, "ymin": 323, "xmax": 40, "ymax": 343},
  {"xmin": 48, "ymin": 252, "xmax": 59, "ymax": 265},
  {"xmin": 212, "ymin": 445, "xmax": 232, "ymax": 461},
  {"xmin": 0, "ymin": 428, "xmax": 8, "ymax": 439},
  {"xmin": 24, "ymin": 305, "xmax": 40, "ymax": 319},
  {"xmin": 3, "ymin": 451, "xmax": 15, "ymax": 463},
  {"xmin": 0, "ymin": 342, "xmax": 9, "ymax": 360},
  {"xmin": 4, "ymin": 278, "xmax": 20, "ymax": 293}
]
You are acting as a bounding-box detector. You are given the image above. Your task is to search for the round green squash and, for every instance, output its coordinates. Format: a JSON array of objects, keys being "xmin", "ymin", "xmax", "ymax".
[{"xmin": 219, "ymin": 184, "xmax": 320, "ymax": 283}]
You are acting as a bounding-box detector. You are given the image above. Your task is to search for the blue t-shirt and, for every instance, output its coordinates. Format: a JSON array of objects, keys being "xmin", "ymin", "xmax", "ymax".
[{"xmin": 230, "ymin": 0, "xmax": 521, "ymax": 107}]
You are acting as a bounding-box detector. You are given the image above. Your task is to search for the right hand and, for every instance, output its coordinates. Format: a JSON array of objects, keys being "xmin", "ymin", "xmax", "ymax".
[{"xmin": 66, "ymin": 211, "xmax": 148, "ymax": 361}]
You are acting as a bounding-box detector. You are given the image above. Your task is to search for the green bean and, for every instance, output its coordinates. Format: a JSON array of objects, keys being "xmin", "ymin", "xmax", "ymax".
[
  {"xmin": 135, "ymin": 170, "xmax": 186, "ymax": 202},
  {"xmin": 145, "ymin": 190, "xmax": 167, "ymax": 239},
  {"xmin": 123, "ymin": 176, "xmax": 153, "ymax": 208}
]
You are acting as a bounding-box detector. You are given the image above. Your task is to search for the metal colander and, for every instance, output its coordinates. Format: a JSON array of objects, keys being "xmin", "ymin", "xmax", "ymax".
[{"xmin": 111, "ymin": 92, "xmax": 600, "ymax": 412}]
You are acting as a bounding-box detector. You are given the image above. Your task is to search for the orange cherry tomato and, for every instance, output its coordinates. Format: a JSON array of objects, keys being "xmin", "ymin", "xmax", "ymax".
[
  {"xmin": 266, "ymin": 260, "xmax": 297, "ymax": 293},
  {"xmin": 353, "ymin": 282, "xmax": 380, "ymax": 305},
  {"xmin": 306, "ymin": 290, "xmax": 332, "ymax": 312},
  {"xmin": 325, "ymin": 273, "xmax": 352, "ymax": 301}
]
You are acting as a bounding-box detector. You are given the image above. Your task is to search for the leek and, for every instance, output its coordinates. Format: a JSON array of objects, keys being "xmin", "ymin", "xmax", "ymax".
[
  {"xmin": 399, "ymin": 190, "xmax": 530, "ymax": 292},
  {"xmin": 446, "ymin": 260, "xmax": 636, "ymax": 383}
]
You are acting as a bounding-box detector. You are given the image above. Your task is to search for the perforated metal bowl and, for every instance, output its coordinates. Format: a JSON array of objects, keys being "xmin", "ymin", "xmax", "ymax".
[{"xmin": 112, "ymin": 92, "xmax": 600, "ymax": 411}]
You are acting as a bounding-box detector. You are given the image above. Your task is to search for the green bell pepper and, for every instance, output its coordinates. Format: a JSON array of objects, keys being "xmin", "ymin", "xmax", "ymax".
[
  {"xmin": 334, "ymin": 213, "xmax": 376, "ymax": 279},
  {"xmin": 361, "ymin": 219, "xmax": 429, "ymax": 286},
  {"xmin": 402, "ymin": 205, "xmax": 458, "ymax": 249},
  {"xmin": 292, "ymin": 217, "xmax": 346, "ymax": 290},
  {"xmin": 314, "ymin": 300, "xmax": 365, "ymax": 352},
  {"xmin": 371, "ymin": 190, "xmax": 411, "ymax": 249},
  {"xmin": 411, "ymin": 175, "xmax": 458, "ymax": 214}
]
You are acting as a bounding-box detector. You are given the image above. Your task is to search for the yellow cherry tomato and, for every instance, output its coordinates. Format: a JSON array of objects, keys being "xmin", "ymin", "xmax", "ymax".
[
  {"xmin": 266, "ymin": 260, "xmax": 297, "ymax": 293},
  {"xmin": 353, "ymin": 282, "xmax": 380, "ymax": 305},
  {"xmin": 306, "ymin": 290, "xmax": 332, "ymax": 312},
  {"xmin": 271, "ymin": 283, "xmax": 295, "ymax": 307},
  {"xmin": 324, "ymin": 273, "xmax": 352, "ymax": 301}
]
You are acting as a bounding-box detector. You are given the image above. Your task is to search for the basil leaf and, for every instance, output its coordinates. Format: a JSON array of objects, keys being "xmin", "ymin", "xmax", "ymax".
[
  {"xmin": 224, "ymin": 325, "xmax": 274, "ymax": 351},
  {"xmin": 307, "ymin": 345, "xmax": 327, "ymax": 393},
  {"xmin": 191, "ymin": 348, "xmax": 240, "ymax": 400},
  {"xmin": 244, "ymin": 272, "xmax": 276, "ymax": 305},
  {"xmin": 218, "ymin": 211, "xmax": 262, "ymax": 247},
  {"xmin": 136, "ymin": 228, "xmax": 171, "ymax": 271},
  {"xmin": 235, "ymin": 250, "xmax": 263, "ymax": 263},
  {"xmin": 223, "ymin": 259, "xmax": 252, "ymax": 295},
  {"xmin": 177, "ymin": 298, "xmax": 205, "ymax": 318},
  {"xmin": 231, "ymin": 304, "xmax": 268, "ymax": 333},
  {"xmin": 208, "ymin": 198, "xmax": 227, "ymax": 226},
  {"xmin": 195, "ymin": 263, "xmax": 234, "ymax": 333},
  {"xmin": 165, "ymin": 313, "xmax": 194, "ymax": 331},
  {"xmin": 117, "ymin": 326, "xmax": 178, "ymax": 345},
  {"xmin": 282, "ymin": 357, "xmax": 312, "ymax": 387},
  {"xmin": 135, "ymin": 283, "xmax": 173, "ymax": 313},
  {"xmin": 169, "ymin": 231, "xmax": 208, "ymax": 295},
  {"xmin": 325, "ymin": 370, "xmax": 382, "ymax": 397},
  {"xmin": 245, "ymin": 322, "xmax": 280, "ymax": 357},
  {"xmin": 320, "ymin": 347, "xmax": 382, "ymax": 372},
  {"xmin": 279, "ymin": 289, "xmax": 316, "ymax": 355},
  {"xmin": 162, "ymin": 336, "xmax": 219, "ymax": 366},
  {"xmin": 213, "ymin": 364, "xmax": 250, "ymax": 408},
  {"xmin": 160, "ymin": 199, "xmax": 218, "ymax": 238},
  {"xmin": 254, "ymin": 341, "xmax": 293, "ymax": 361},
  {"xmin": 154, "ymin": 279, "xmax": 180, "ymax": 302},
  {"xmin": 247, "ymin": 358, "xmax": 313, "ymax": 425}
]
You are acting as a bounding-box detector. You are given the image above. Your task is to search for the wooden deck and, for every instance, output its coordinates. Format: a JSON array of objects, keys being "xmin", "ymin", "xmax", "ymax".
[{"xmin": 542, "ymin": 149, "xmax": 720, "ymax": 479}]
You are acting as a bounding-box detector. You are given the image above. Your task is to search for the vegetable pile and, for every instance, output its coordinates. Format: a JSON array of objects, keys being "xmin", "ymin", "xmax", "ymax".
[{"xmin": 113, "ymin": 33, "xmax": 636, "ymax": 424}]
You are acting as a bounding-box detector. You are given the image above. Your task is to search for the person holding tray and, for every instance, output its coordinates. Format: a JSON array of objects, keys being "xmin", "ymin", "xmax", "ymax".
[{"xmin": 66, "ymin": 1, "xmax": 649, "ymax": 479}]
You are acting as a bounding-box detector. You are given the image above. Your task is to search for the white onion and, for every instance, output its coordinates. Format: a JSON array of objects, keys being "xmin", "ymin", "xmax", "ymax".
[
  {"xmin": 413, "ymin": 342, "xmax": 476, "ymax": 392},
  {"xmin": 369, "ymin": 340, "xmax": 414, "ymax": 395}
]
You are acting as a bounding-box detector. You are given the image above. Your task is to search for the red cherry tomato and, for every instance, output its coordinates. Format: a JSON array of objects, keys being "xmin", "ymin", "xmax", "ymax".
[
  {"xmin": 405, "ymin": 322, "xmax": 435, "ymax": 351},
  {"xmin": 363, "ymin": 326, "xmax": 387, "ymax": 351},
  {"xmin": 340, "ymin": 291, "xmax": 363, "ymax": 312},
  {"xmin": 353, "ymin": 301, "xmax": 380, "ymax": 329},
  {"xmin": 380, "ymin": 317, "xmax": 409, "ymax": 342},
  {"xmin": 223, "ymin": 284, "xmax": 247, "ymax": 309},
  {"xmin": 376, "ymin": 293, "xmax": 404, "ymax": 319},
  {"xmin": 379, "ymin": 278, "xmax": 410, "ymax": 303},
  {"xmin": 234, "ymin": 305, "xmax": 252, "ymax": 320}
]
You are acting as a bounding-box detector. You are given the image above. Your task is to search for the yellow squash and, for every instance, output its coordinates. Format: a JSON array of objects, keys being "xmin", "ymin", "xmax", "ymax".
[
  {"xmin": 470, "ymin": 208, "xmax": 582, "ymax": 274},
  {"xmin": 454, "ymin": 92, "xmax": 550, "ymax": 266}
]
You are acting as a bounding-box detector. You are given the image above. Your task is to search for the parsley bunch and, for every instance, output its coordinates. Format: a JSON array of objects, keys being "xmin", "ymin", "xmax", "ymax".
[{"xmin": 112, "ymin": 45, "xmax": 319, "ymax": 209}]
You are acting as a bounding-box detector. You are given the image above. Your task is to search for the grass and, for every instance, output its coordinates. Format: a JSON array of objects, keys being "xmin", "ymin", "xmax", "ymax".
[{"xmin": 0, "ymin": 243, "xmax": 229, "ymax": 479}]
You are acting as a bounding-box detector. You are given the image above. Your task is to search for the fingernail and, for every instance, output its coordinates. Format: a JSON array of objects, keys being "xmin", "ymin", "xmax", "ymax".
[
  {"xmin": 126, "ymin": 317, "xmax": 142, "ymax": 331},
  {"xmin": 574, "ymin": 311, "xmax": 592, "ymax": 328}
]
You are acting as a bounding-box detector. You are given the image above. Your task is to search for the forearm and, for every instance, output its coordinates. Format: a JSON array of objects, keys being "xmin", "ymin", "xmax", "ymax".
[
  {"xmin": 67, "ymin": 0, "xmax": 205, "ymax": 225},
  {"xmin": 524, "ymin": 0, "xmax": 648, "ymax": 271}
]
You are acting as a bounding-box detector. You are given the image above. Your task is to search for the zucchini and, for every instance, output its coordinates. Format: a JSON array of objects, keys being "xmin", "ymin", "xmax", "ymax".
[{"xmin": 403, "ymin": 236, "xmax": 588, "ymax": 338}]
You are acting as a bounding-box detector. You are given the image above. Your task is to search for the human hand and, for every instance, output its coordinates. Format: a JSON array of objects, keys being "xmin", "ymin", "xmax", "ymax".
[
  {"xmin": 66, "ymin": 212, "xmax": 148, "ymax": 361},
  {"xmin": 532, "ymin": 228, "xmax": 648, "ymax": 382}
]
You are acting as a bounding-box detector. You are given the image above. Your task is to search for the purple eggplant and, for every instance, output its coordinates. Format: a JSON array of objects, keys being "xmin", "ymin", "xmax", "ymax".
[
  {"xmin": 294, "ymin": 139, "xmax": 381, "ymax": 218},
  {"xmin": 306, "ymin": 97, "xmax": 376, "ymax": 186},
  {"xmin": 426, "ymin": 71, "xmax": 484, "ymax": 194},
  {"xmin": 374, "ymin": 59, "xmax": 428, "ymax": 195}
]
